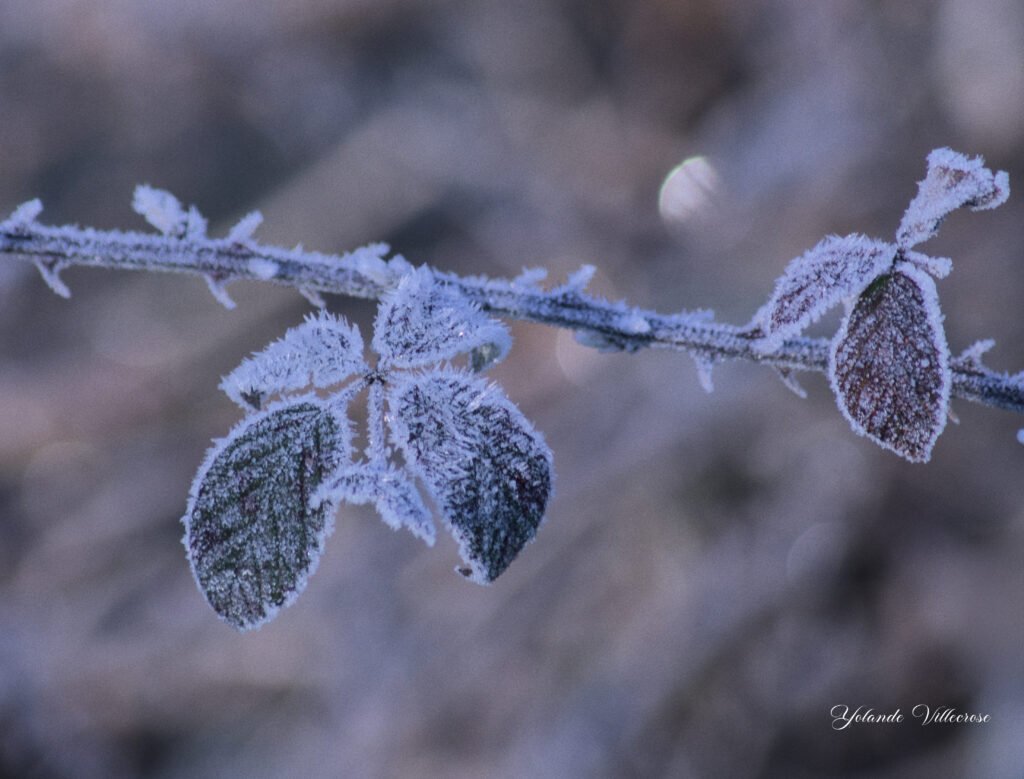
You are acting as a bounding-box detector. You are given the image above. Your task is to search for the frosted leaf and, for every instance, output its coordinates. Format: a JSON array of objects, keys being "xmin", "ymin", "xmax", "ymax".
[
  {"xmin": 183, "ymin": 399, "xmax": 350, "ymax": 630},
  {"xmin": 829, "ymin": 266, "xmax": 950, "ymax": 463},
  {"xmin": 373, "ymin": 267, "xmax": 511, "ymax": 370},
  {"xmin": 204, "ymin": 273, "xmax": 236, "ymax": 310},
  {"xmin": 388, "ymin": 370, "xmax": 553, "ymax": 583},
  {"xmin": 752, "ymin": 234, "xmax": 895, "ymax": 351},
  {"xmin": 317, "ymin": 465, "xmax": 436, "ymax": 545},
  {"xmin": 227, "ymin": 211, "xmax": 263, "ymax": 244},
  {"xmin": 132, "ymin": 185, "xmax": 189, "ymax": 237},
  {"xmin": 33, "ymin": 259, "xmax": 71, "ymax": 298},
  {"xmin": 221, "ymin": 311, "xmax": 366, "ymax": 409},
  {"xmin": 897, "ymin": 148, "xmax": 1010, "ymax": 249}
]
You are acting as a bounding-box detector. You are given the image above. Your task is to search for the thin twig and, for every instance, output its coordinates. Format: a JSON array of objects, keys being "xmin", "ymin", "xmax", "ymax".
[{"xmin": 2, "ymin": 216, "xmax": 1023, "ymax": 415}]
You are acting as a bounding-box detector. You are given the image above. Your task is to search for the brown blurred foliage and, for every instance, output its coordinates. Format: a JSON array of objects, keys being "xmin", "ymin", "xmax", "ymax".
[{"xmin": 1, "ymin": 1, "xmax": 1022, "ymax": 777}]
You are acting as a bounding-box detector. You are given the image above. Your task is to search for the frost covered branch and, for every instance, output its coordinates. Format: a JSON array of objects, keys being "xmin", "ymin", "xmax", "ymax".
[
  {"xmin": 1, "ymin": 174, "xmax": 1022, "ymax": 419},
  {"xmin": 1, "ymin": 149, "xmax": 1021, "ymax": 628}
]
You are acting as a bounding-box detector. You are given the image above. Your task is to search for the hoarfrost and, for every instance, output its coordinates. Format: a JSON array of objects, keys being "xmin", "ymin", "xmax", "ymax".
[
  {"xmin": 33, "ymin": 259, "xmax": 71, "ymax": 298},
  {"xmin": 829, "ymin": 266, "xmax": 951, "ymax": 462},
  {"xmin": 247, "ymin": 258, "xmax": 279, "ymax": 280},
  {"xmin": 204, "ymin": 273, "xmax": 236, "ymax": 310},
  {"xmin": 752, "ymin": 234, "xmax": 895, "ymax": 351},
  {"xmin": 773, "ymin": 367, "xmax": 808, "ymax": 399},
  {"xmin": 388, "ymin": 369, "xmax": 553, "ymax": 583},
  {"xmin": 4, "ymin": 199, "xmax": 43, "ymax": 228},
  {"xmin": 373, "ymin": 267, "xmax": 511, "ymax": 370},
  {"xmin": 221, "ymin": 310, "xmax": 366, "ymax": 409},
  {"xmin": 133, "ymin": 185, "xmax": 189, "ymax": 238},
  {"xmin": 227, "ymin": 211, "xmax": 263, "ymax": 244},
  {"xmin": 183, "ymin": 398, "xmax": 350, "ymax": 630},
  {"xmin": 897, "ymin": 148, "xmax": 1010, "ymax": 249},
  {"xmin": 901, "ymin": 250, "xmax": 952, "ymax": 280},
  {"xmin": 619, "ymin": 312, "xmax": 652, "ymax": 335},
  {"xmin": 317, "ymin": 465, "xmax": 436, "ymax": 545}
]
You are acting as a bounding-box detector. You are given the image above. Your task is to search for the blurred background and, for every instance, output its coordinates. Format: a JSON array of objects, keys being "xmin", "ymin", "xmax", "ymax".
[{"xmin": 1, "ymin": 1, "xmax": 1023, "ymax": 777}]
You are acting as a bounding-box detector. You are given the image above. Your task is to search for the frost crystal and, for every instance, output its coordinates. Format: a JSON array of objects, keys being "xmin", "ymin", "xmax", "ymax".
[
  {"xmin": 829, "ymin": 266, "xmax": 951, "ymax": 462},
  {"xmin": 388, "ymin": 370, "xmax": 553, "ymax": 584},
  {"xmin": 373, "ymin": 267, "xmax": 511, "ymax": 370},
  {"xmin": 33, "ymin": 259, "xmax": 71, "ymax": 298},
  {"xmin": 132, "ymin": 185, "xmax": 189, "ymax": 237},
  {"xmin": 897, "ymin": 148, "xmax": 1010, "ymax": 249},
  {"xmin": 5, "ymin": 199, "xmax": 43, "ymax": 229},
  {"xmin": 221, "ymin": 311, "xmax": 366, "ymax": 408},
  {"xmin": 227, "ymin": 211, "xmax": 264, "ymax": 244},
  {"xmin": 752, "ymin": 234, "xmax": 895, "ymax": 351},
  {"xmin": 183, "ymin": 399, "xmax": 350, "ymax": 630}
]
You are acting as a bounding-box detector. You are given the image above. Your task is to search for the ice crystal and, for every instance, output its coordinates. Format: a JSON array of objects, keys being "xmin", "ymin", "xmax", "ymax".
[
  {"xmin": 829, "ymin": 266, "xmax": 950, "ymax": 462},
  {"xmin": 183, "ymin": 398, "xmax": 350, "ymax": 630},
  {"xmin": 388, "ymin": 369, "xmax": 553, "ymax": 584},
  {"xmin": 133, "ymin": 185, "xmax": 190, "ymax": 238},
  {"xmin": 227, "ymin": 211, "xmax": 263, "ymax": 244},
  {"xmin": 221, "ymin": 311, "xmax": 366, "ymax": 409}
]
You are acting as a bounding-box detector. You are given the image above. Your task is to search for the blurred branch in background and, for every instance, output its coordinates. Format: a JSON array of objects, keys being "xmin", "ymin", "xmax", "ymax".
[{"xmin": 0, "ymin": 1, "xmax": 1022, "ymax": 778}]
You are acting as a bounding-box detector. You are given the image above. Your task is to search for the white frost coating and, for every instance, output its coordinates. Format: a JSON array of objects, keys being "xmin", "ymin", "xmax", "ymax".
[
  {"xmin": 574, "ymin": 329, "xmax": 622, "ymax": 352},
  {"xmin": 373, "ymin": 266, "xmax": 512, "ymax": 370},
  {"xmin": 298, "ymin": 286, "xmax": 327, "ymax": 308},
  {"xmin": 5, "ymin": 198, "xmax": 43, "ymax": 227},
  {"xmin": 691, "ymin": 352, "xmax": 715, "ymax": 393},
  {"xmin": 619, "ymin": 312, "xmax": 652, "ymax": 335},
  {"xmin": 752, "ymin": 234, "xmax": 895, "ymax": 352},
  {"xmin": 316, "ymin": 465, "xmax": 436, "ymax": 545},
  {"xmin": 773, "ymin": 367, "xmax": 808, "ymax": 399},
  {"xmin": 247, "ymin": 258, "xmax": 279, "ymax": 280},
  {"xmin": 132, "ymin": 185, "xmax": 188, "ymax": 237},
  {"xmin": 513, "ymin": 267, "xmax": 548, "ymax": 288},
  {"xmin": 901, "ymin": 250, "xmax": 952, "ymax": 280},
  {"xmin": 185, "ymin": 205, "xmax": 208, "ymax": 239},
  {"xmin": 227, "ymin": 211, "xmax": 263, "ymax": 244},
  {"xmin": 204, "ymin": 274, "xmax": 237, "ymax": 310},
  {"xmin": 897, "ymin": 148, "xmax": 1010, "ymax": 249},
  {"xmin": 220, "ymin": 310, "xmax": 367, "ymax": 408},
  {"xmin": 957, "ymin": 339, "xmax": 996, "ymax": 366},
  {"xmin": 563, "ymin": 264, "xmax": 596, "ymax": 293},
  {"xmin": 33, "ymin": 260, "xmax": 71, "ymax": 298},
  {"xmin": 1017, "ymin": 429, "xmax": 1024, "ymax": 446}
]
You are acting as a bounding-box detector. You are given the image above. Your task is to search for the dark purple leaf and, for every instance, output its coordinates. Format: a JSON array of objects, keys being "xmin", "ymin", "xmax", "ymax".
[{"xmin": 829, "ymin": 266, "xmax": 950, "ymax": 462}]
